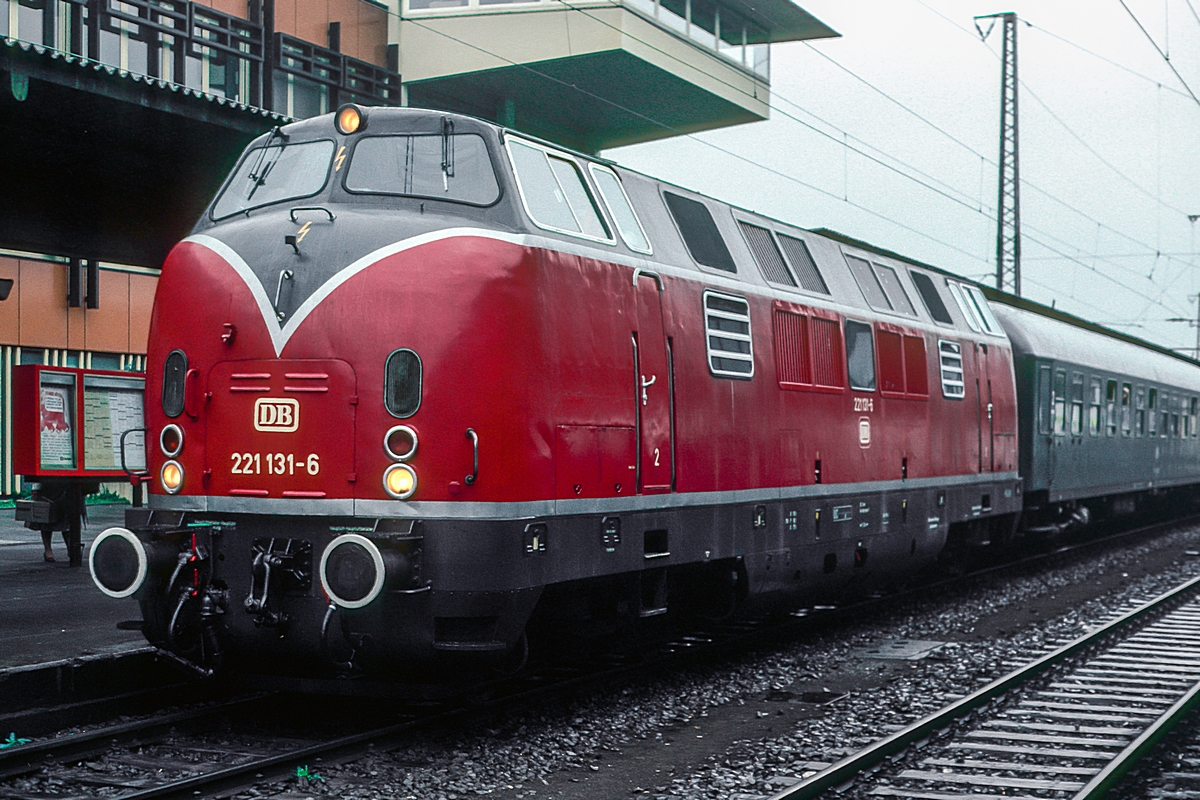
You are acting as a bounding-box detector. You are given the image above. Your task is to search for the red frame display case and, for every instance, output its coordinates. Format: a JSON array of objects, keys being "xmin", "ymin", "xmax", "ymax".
[{"xmin": 13, "ymin": 364, "xmax": 146, "ymax": 479}]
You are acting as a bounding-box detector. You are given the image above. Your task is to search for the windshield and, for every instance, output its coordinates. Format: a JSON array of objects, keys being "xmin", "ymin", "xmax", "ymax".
[
  {"xmin": 345, "ymin": 133, "xmax": 500, "ymax": 205},
  {"xmin": 211, "ymin": 139, "xmax": 335, "ymax": 219}
]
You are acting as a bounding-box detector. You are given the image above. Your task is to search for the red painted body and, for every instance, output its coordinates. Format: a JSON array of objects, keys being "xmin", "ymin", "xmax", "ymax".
[{"xmin": 145, "ymin": 238, "xmax": 1018, "ymax": 507}]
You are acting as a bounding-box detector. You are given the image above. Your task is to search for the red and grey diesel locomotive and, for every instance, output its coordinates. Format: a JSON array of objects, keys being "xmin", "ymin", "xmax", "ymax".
[{"xmin": 87, "ymin": 105, "xmax": 1200, "ymax": 678}]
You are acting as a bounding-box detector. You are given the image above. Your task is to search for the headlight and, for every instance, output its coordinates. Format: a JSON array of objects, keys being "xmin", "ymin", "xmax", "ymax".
[
  {"xmin": 383, "ymin": 463, "xmax": 416, "ymax": 499},
  {"xmin": 161, "ymin": 460, "xmax": 184, "ymax": 494}
]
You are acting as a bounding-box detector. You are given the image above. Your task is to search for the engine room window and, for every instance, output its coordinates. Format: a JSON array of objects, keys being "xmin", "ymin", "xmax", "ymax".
[
  {"xmin": 939, "ymin": 340, "xmax": 965, "ymax": 400},
  {"xmin": 845, "ymin": 256, "xmax": 891, "ymax": 311},
  {"xmin": 703, "ymin": 291, "xmax": 753, "ymax": 378},
  {"xmin": 910, "ymin": 270, "xmax": 954, "ymax": 324},
  {"xmin": 212, "ymin": 138, "xmax": 335, "ymax": 219},
  {"xmin": 589, "ymin": 165, "xmax": 651, "ymax": 253},
  {"xmin": 874, "ymin": 265, "xmax": 916, "ymax": 316},
  {"xmin": 346, "ymin": 133, "xmax": 500, "ymax": 206},
  {"xmin": 965, "ymin": 285, "xmax": 1003, "ymax": 334},
  {"xmin": 948, "ymin": 282, "xmax": 1003, "ymax": 336},
  {"xmin": 844, "ymin": 320, "xmax": 876, "ymax": 392},
  {"xmin": 162, "ymin": 350, "xmax": 187, "ymax": 418},
  {"xmin": 664, "ymin": 192, "xmax": 736, "ymax": 272},
  {"xmin": 385, "ymin": 349, "xmax": 422, "ymax": 418},
  {"xmin": 741, "ymin": 222, "xmax": 795, "ymax": 286},
  {"xmin": 508, "ymin": 139, "xmax": 611, "ymax": 241}
]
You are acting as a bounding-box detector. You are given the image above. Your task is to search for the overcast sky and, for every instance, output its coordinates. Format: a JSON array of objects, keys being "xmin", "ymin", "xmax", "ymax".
[{"xmin": 608, "ymin": 0, "xmax": 1200, "ymax": 354}]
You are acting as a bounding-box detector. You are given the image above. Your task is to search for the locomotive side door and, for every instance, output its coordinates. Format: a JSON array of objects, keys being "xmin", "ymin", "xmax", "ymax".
[
  {"xmin": 976, "ymin": 343, "xmax": 994, "ymax": 472},
  {"xmin": 633, "ymin": 271, "xmax": 673, "ymax": 494}
]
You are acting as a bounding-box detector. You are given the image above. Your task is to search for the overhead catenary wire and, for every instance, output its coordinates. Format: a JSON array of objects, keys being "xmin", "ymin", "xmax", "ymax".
[
  {"xmin": 794, "ymin": 25, "xmax": 1195, "ymax": 300},
  {"xmin": 393, "ymin": 2, "xmax": 1195, "ymax": 323},
  {"xmin": 395, "ymin": 12, "xmax": 992, "ymax": 269},
  {"xmin": 547, "ymin": 0, "xmax": 1196, "ymax": 292},
  {"xmin": 1119, "ymin": 0, "xmax": 1200, "ymax": 109}
]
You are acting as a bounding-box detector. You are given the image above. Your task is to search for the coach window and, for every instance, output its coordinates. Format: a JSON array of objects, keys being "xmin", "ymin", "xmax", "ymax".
[
  {"xmin": 1149, "ymin": 388, "xmax": 1158, "ymax": 435},
  {"xmin": 508, "ymin": 139, "xmax": 612, "ymax": 242},
  {"xmin": 844, "ymin": 321, "xmax": 876, "ymax": 391},
  {"xmin": 590, "ymin": 165, "xmax": 651, "ymax": 254},
  {"xmin": 1135, "ymin": 386, "xmax": 1146, "ymax": 436},
  {"xmin": 1088, "ymin": 377, "xmax": 1102, "ymax": 435},
  {"xmin": 1190, "ymin": 398, "xmax": 1198, "ymax": 437},
  {"xmin": 1052, "ymin": 370, "xmax": 1067, "ymax": 435},
  {"xmin": 1036, "ymin": 366, "xmax": 1052, "ymax": 434},
  {"xmin": 1121, "ymin": 382, "xmax": 1132, "ymax": 436},
  {"xmin": 1070, "ymin": 373, "xmax": 1084, "ymax": 435},
  {"xmin": 1105, "ymin": 380, "xmax": 1117, "ymax": 436},
  {"xmin": 664, "ymin": 192, "xmax": 737, "ymax": 272},
  {"xmin": 910, "ymin": 270, "xmax": 954, "ymax": 325}
]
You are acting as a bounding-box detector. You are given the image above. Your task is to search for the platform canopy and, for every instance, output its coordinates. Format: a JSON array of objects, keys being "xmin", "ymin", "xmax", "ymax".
[{"xmin": 0, "ymin": 40, "xmax": 280, "ymax": 268}]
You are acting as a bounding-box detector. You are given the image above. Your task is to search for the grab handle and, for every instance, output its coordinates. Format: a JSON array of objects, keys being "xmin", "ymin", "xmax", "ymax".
[{"xmin": 465, "ymin": 428, "xmax": 478, "ymax": 485}]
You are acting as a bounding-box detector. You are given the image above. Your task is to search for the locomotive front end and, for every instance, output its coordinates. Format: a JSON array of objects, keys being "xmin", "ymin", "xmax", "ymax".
[{"xmin": 88, "ymin": 106, "xmax": 546, "ymax": 678}]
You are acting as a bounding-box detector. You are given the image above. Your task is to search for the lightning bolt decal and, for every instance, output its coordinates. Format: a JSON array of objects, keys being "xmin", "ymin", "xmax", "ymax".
[
  {"xmin": 296, "ymin": 221, "xmax": 313, "ymax": 243},
  {"xmin": 334, "ymin": 146, "xmax": 346, "ymax": 172}
]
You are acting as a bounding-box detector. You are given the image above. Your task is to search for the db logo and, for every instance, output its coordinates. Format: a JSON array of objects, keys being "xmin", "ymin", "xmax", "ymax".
[{"xmin": 254, "ymin": 398, "xmax": 299, "ymax": 432}]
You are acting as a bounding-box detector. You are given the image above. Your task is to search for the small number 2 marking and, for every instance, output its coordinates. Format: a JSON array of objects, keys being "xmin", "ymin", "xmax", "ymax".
[{"xmin": 654, "ymin": 448, "xmax": 661, "ymax": 466}]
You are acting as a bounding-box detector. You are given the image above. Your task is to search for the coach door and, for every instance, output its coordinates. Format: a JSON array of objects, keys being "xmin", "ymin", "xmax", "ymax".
[
  {"xmin": 633, "ymin": 270, "xmax": 673, "ymax": 493},
  {"xmin": 976, "ymin": 343, "xmax": 994, "ymax": 472}
]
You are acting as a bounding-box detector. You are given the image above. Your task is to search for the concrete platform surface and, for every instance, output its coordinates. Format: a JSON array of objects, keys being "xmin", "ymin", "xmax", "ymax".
[{"xmin": 0, "ymin": 503, "xmax": 147, "ymax": 670}]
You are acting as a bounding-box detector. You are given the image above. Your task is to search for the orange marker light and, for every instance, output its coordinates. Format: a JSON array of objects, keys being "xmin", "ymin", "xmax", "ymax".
[
  {"xmin": 335, "ymin": 105, "xmax": 363, "ymax": 135},
  {"xmin": 161, "ymin": 460, "xmax": 184, "ymax": 494}
]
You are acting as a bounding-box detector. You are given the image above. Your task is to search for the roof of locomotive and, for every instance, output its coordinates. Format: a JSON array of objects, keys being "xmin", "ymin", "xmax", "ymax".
[{"xmin": 230, "ymin": 106, "xmax": 1194, "ymax": 375}]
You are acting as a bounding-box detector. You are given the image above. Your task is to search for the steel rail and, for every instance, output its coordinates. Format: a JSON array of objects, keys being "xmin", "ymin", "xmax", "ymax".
[
  {"xmin": 1072, "ymin": 678, "xmax": 1200, "ymax": 798},
  {"xmin": 8, "ymin": 515, "xmax": 1193, "ymax": 798},
  {"xmin": 766, "ymin": 571, "xmax": 1200, "ymax": 800},
  {"xmin": 0, "ymin": 694, "xmax": 272, "ymax": 780}
]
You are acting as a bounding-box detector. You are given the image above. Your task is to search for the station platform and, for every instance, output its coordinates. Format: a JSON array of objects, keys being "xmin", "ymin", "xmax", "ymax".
[{"xmin": 0, "ymin": 503, "xmax": 147, "ymax": 670}]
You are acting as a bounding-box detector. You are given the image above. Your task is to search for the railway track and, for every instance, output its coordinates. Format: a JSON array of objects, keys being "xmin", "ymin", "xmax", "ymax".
[
  {"xmin": 3, "ymin": 514, "xmax": 1196, "ymax": 799},
  {"xmin": 769, "ymin": 571, "xmax": 1200, "ymax": 800}
]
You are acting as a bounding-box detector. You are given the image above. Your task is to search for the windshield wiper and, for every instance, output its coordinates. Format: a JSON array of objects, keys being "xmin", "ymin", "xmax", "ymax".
[{"xmin": 245, "ymin": 126, "xmax": 289, "ymax": 203}]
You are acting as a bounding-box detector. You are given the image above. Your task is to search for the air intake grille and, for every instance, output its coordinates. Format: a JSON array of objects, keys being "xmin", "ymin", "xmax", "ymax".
[
  {"xmin": 740, "ymin": 223, "xmax": 795, "ymax": 286},
  {"xmin": 939, "ymin": 340, "xmax": 965, "ymax": 399},
  {"xmin": 704, "ymin": 291, "xmax": 753, "ymax": 378}
]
